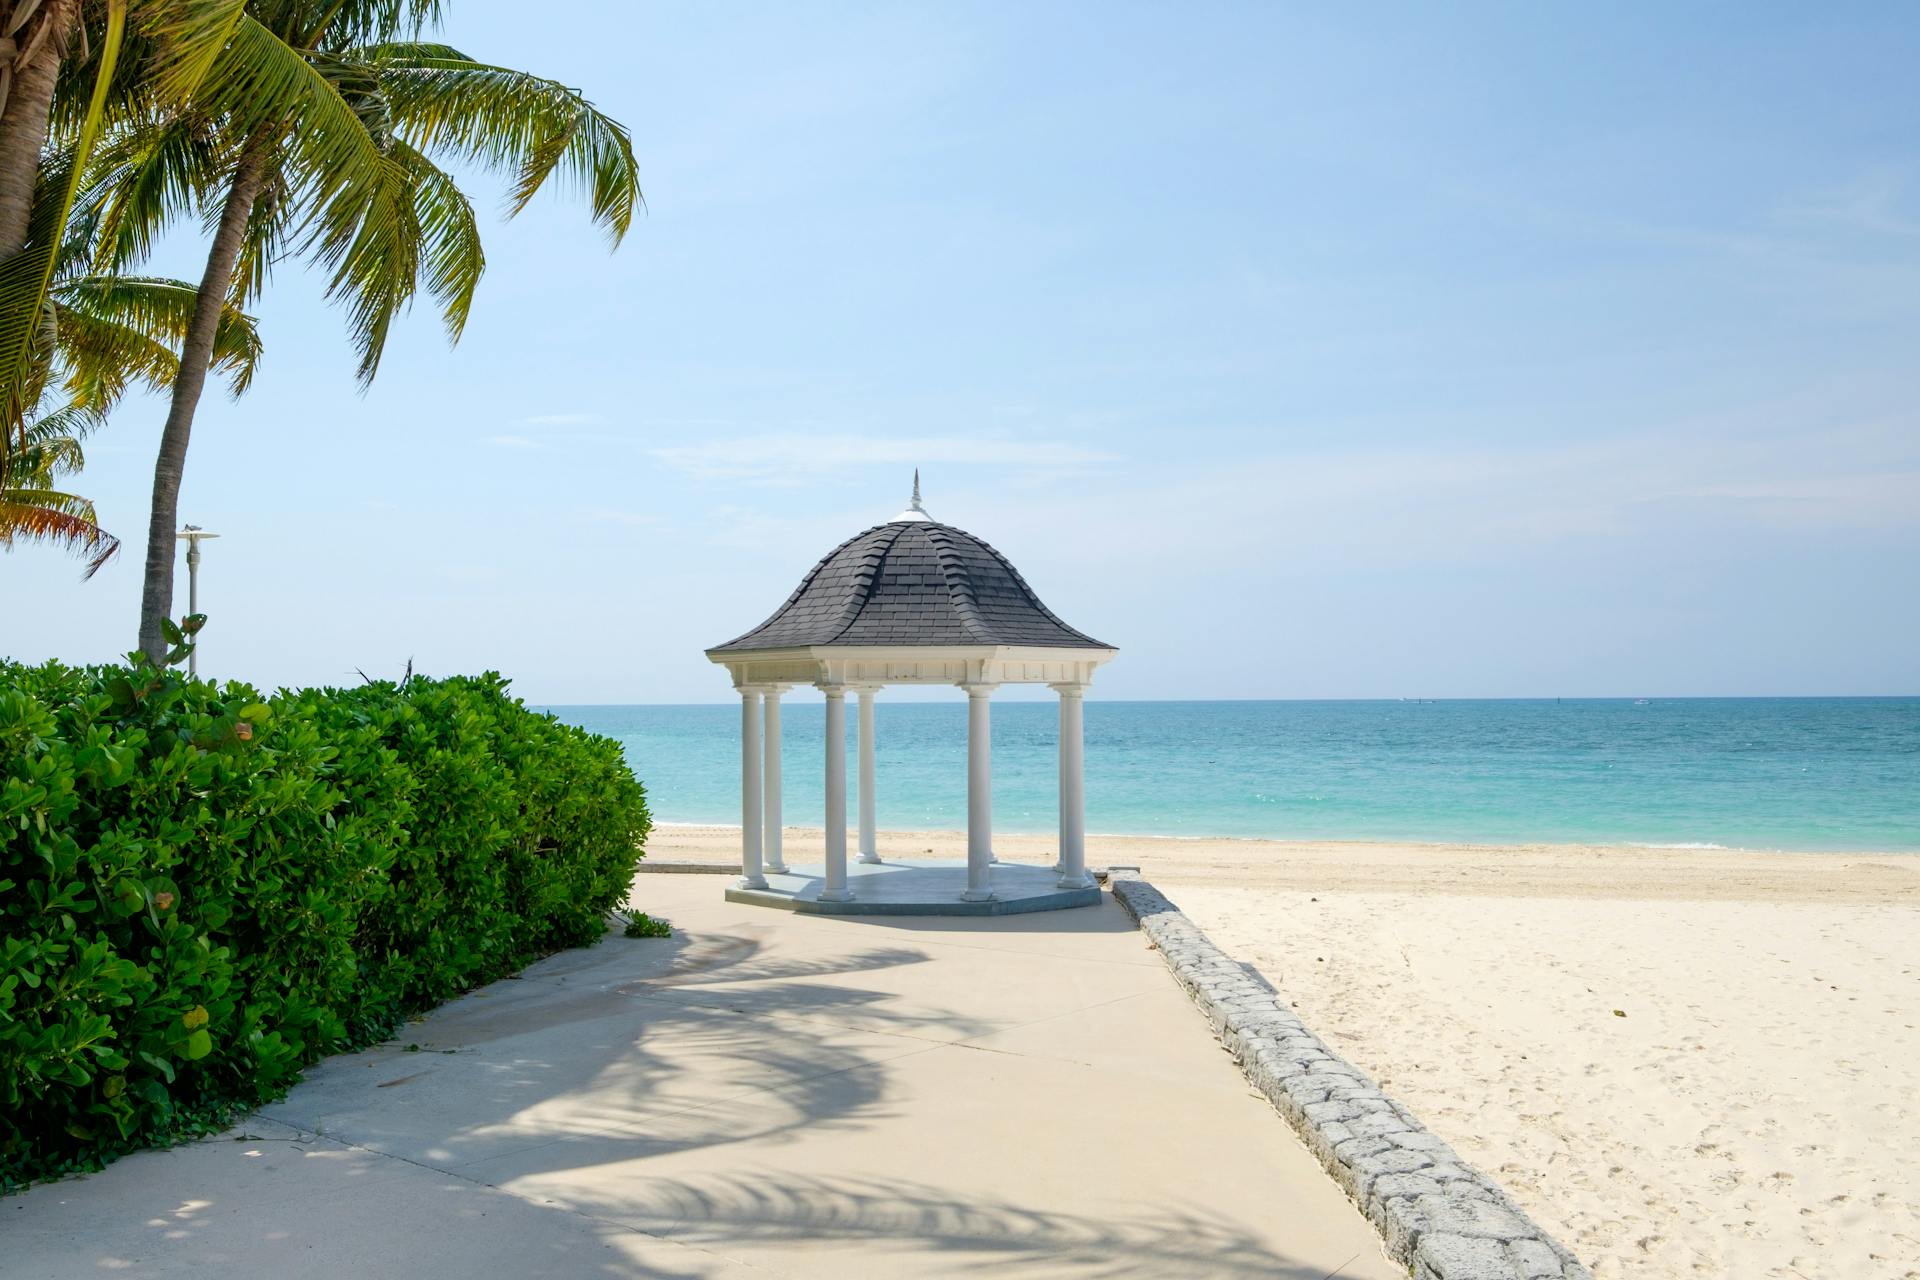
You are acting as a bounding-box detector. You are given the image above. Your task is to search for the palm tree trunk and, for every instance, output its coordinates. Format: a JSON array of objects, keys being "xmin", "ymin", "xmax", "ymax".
[
  {"xmin": 136, "ymin": 137, "xmax": 271, "ymax": 662},
  {"xmin": 0, "ymin": 0, "xmax": 78, "ymax": 256}
]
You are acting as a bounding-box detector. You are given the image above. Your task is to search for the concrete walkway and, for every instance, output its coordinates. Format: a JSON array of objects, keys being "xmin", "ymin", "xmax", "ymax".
[{"xmin": 7, "ymin": 874, "xmax": 1398, "ymax": 1279}]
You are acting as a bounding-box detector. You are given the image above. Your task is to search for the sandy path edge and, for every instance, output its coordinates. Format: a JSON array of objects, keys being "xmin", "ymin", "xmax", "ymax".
[
  {"xmin": 642, "ymin": 823, "xmax": 1920, "ymax": 1278},
  {"xmin": 1109, "ymin": 872, "xmax": 1591, "ymax": 1280}
]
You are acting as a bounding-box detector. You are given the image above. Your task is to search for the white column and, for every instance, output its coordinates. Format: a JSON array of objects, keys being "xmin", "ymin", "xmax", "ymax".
[
  {"xmin": 737, "ymin": 688, "xmax": 767, "ymax": 889},
  {"xmin": 856, "ymin": 687, "xmax": 881, "ymax": 863},
  {"xmin": 762, "ymin": 686, "xmax": 788, "ymax": 874},
  {"xmin": 819, "ymin": 685, "xmax": 855, "ymax": 901},
  {"xmin": 961, "ymin": 683, "xmax": 997, "ymax": 901},
  {"xmin": 1053, "ymin": 683, "xmax": 1092, "ymax": 889}
]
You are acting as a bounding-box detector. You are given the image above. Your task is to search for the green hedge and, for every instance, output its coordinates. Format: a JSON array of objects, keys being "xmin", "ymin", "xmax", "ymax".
[{"xmin": 0, "ymin": 662, "xmax": 651, "ymax": 1187}]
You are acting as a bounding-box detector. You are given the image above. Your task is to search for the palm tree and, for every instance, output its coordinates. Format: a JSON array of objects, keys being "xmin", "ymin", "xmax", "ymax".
[
  {"xmin": 89, "ymin": 0, "xmax": 640, "ymax": 660},
  {"xmin": 1, "ymin": 191, "xmax": 261, "ymax": 571},
  {"xmin": 2, "ymin": 0, "xmax": 244, "ymax": 567}
]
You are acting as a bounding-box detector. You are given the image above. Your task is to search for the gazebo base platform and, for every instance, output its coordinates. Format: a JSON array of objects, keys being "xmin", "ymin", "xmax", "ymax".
[{"xmin": 725, "ymin": 858, "xmax": 1102, "ymax": 917}]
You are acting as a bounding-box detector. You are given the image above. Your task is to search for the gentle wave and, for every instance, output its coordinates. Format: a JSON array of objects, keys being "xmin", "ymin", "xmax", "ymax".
[
  {"xmin": 1626, "ymin": 841, "xmax": 1731, "ymax": 850},
  {"xmin": 552, "ymin": 698, "xmax": 1920, "ymax": 852}
]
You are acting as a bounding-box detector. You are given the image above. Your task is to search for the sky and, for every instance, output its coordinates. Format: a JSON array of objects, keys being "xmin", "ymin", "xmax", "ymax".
[{"xmin": 5, "ymin": 3, "xmax": 1919, "ymax": 703}]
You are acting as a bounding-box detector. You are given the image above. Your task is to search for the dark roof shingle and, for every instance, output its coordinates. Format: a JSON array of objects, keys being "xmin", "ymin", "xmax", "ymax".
[{"xmin": 710, "ymin": 520, "xmax": 1112, "ymax": 653}]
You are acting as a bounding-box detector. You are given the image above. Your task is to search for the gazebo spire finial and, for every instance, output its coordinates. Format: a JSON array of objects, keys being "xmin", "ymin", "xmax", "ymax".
[{"xmin": 895, "ymin": 468, "xmax": 932, "ymax": 522}]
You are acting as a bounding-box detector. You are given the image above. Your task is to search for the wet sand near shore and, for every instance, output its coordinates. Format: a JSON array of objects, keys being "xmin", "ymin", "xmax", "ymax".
[{"xmin": 648, "ymin": 823, "xmax": 1920, "ymax": 903}]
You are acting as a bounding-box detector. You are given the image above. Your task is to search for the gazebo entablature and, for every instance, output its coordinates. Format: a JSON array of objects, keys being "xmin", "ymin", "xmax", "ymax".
[{"xmin": 714, "ymin": 645, "xmax": 1116, "ymax": 691}]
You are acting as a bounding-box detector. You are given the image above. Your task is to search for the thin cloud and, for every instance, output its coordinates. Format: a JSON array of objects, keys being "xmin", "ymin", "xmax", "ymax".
[
  {"xmin": 487, "ymin": 434, "xmax": 542, "ymax": 449},
  {"xmin": 1780, "ymin": 169, "xmax": 1920, "ymax": 239},
  {"xmin": 955, "ymin": 416, "xmax": 1920, "ymax": 583}
]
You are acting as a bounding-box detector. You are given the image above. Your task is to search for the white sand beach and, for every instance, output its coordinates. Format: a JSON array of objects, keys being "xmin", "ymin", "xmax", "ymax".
[{"xmin": 650, "ymin": 826, "xmax": 1920, "ymax": 1279}]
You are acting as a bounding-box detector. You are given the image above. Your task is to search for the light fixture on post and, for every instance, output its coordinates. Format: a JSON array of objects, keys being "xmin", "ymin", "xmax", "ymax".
[{"xmin": 175, "ymin": 525, "xmax": 220, "ymax": 677}]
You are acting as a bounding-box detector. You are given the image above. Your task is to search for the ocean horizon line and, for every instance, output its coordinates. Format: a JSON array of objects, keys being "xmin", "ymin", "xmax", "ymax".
[
  {"xmin": 540, "ymin": 693, "xmax": 1920, "ymax": 709},
  {"xmin": 647, "ymin": 820, "xmax": 1919, "ymax": 858}
]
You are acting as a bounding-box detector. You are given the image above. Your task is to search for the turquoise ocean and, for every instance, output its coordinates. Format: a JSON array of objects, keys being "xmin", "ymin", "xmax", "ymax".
[{"xmin": 544, "ymin": 699, "xmax": 1920, "ymax": 852}]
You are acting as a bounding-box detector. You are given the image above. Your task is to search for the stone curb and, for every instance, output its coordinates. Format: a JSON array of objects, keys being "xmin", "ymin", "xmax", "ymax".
[{"xmin": 1109, "ymin": 874, "xmax": 1591, "ymax": 1280}]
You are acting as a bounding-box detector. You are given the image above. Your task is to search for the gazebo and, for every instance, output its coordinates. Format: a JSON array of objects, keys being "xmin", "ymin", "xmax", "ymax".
[{"xmin": 706, "ymin": 476, "xmax": 1117, "ymax": 914}]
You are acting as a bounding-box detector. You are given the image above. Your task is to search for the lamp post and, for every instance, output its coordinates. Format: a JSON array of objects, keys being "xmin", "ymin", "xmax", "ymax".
[{"xmin": 175, "ymin": 525, "xmax": 219, "ymax": 677}]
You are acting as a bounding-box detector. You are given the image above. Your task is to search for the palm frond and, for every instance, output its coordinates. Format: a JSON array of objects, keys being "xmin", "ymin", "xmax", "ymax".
[
  {"xmin": 394, "ymin": 138, "xmax": 481, "ymax": 342},
  {"xmin": 20, "ymin": 398, "xmax": 107, "ymax": 447},
  {"xmin": 308, "ymin": 141, "xmax": 420, "ymax": 386},
  {"xmin": 54, "ymin": 293, "xmax": 181, "ymax": 410},
  {"xmin": 0, "ymin": 493, "xmax": 121, "ymax": 575},
  {"xmin": 81, "ymin": 114, "xmax": 228, "ymax": 273},
  {"xmin": 306, "ymin": 136, "xmax": 485, "ymax": 382},
  {"xmin": 366, "ymin": 44, "xmax": 641, "ymax": 244},
  {"xmin": 303, "ymin": 0, "xmax": 444, "ymax": 51},
  {"xmin": 54, "ymin": 274, "xmax": 264, "ymax": 407},
  {"xmin": 194, "ymin": 13, "xmax": 408, "ymax": 235},
  {"xmin": 136, "ymin": 0, "xmax": 248, "ymax": 114},
  {"xmin": 0, "ymin": 402, "xmax": 120, "ymax": 577},
  {"xmin": 0, "ymin": 484, "xmax": 102, "ymax": 535}
]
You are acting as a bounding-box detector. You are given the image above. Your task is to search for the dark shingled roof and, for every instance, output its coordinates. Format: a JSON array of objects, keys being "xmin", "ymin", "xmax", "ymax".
[{"xmin": 711, "ymin": 519, "xmax": 1113, "ymax": 652}]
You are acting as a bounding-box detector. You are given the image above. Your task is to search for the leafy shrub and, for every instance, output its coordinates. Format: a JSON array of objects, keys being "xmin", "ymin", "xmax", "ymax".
[
  {"xmin": 623, "ymin": 912, "xmax": 671, "ymax": 939},
  {"xmin": 0, "ymin": 661, "xmax": 650, "ymax": 1187}
]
